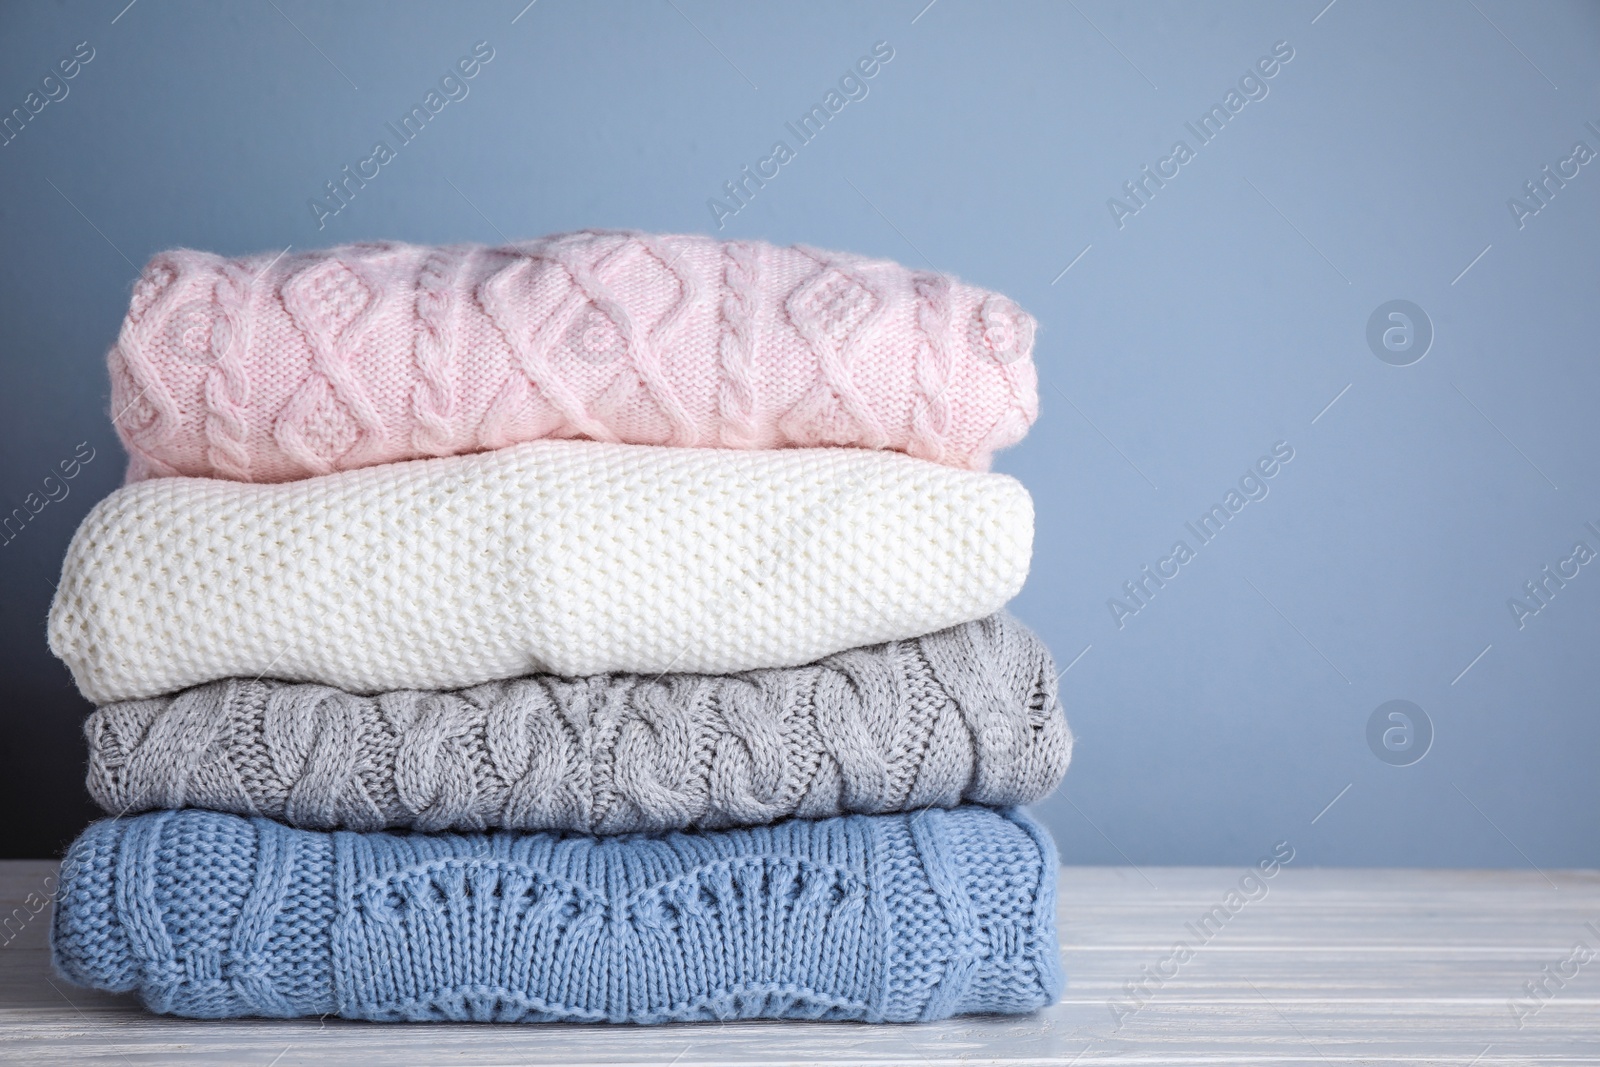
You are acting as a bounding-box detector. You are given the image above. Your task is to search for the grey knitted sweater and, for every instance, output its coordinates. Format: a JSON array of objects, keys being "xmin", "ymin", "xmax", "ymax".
[{"xmin": 84, "ymin": 614, "xmax": 1071, "ymax": 834}]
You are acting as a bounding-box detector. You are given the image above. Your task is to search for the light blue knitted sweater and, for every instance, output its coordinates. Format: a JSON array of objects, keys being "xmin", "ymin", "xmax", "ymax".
[{"xmin": 52, "ymin": 806, "xmax": 1061, "ymax": 1024}]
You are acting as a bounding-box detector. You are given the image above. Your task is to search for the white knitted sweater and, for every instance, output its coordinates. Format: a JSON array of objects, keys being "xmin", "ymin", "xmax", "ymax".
[{"xmin": 50, "ymin": 440, "xmax": 1032, "ymax": 704}]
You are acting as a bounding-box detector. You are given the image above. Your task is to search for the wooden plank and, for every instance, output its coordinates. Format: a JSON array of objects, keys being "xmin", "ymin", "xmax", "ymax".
[{"xmin": 2, "ymin": 861, "xmax": 1598, "ymax": 1064}]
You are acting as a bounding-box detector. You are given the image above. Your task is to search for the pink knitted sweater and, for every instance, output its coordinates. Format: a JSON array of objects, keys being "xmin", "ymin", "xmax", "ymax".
[{"xmin": 110, "ymin": 231, "xmax": 1039, "ymax": 482}]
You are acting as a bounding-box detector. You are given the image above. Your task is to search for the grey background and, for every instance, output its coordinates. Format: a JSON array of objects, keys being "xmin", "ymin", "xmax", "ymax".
[{"xmin": 1, "ymin": 0, "xmax": 1595, "ymax": 865}]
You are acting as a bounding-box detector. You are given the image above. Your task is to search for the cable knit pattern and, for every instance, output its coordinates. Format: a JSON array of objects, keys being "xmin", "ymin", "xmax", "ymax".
[
  {"xmin": 83, "ymin": 614, "xmax": 1071, "ymax": 834},
  {"xmin": 717, "ymin": 239, "xmax": 762, "ymax": 448},
  {"xmin": 411, "ymin": 247, "xmax": 461, "ymax": 457},
  {"xmin": 52, "ymin": 806, "xmax": 1062, "ymax": 1023},
  {"xmin": 202, "ymin": 260, "xmax": 256, "ymax": 480},
  {"xmin": 108, "ymin": 231, "xmax": 1040, "ymax": 482},
  {"xmin": 49, "ymin": 438, "xmax": 1033, "ymax": 704}
]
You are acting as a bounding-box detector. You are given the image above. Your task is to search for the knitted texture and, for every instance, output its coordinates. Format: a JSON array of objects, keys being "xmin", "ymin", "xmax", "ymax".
[
  {"xmin": 84, "ymin": 613, "xmax": 1072, "ymax": 834},
  {"xmin": 108, "ymin": 230, "xmax": 1040, "ymax": 482},
  {"xmin": 52, "ymin": 806, "xmax": 1063, "ymax": 1023},
  {"xmin": 49, "ymin": 439, "xmax": 1034, "ymax": 705}
]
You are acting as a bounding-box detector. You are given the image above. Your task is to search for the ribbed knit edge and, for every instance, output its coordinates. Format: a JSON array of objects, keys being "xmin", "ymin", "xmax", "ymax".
[
  {"xmin": 116, "ymin": 811, "xmax": 180, "ymax": 1015},
  {"xmin": 1009, "ymin": 807, "xmax": 1066, "ymax": 1006},
  {"xmin": 908, "ymin": 806, "xmax": 1062, "ymax": 1016},
  {"xmin": 51, "ymin": 813, "xmax": 337, "ymax": 1019},
  {"xmin": 229, "ymin": 819, "xmax": 299, "ymax": 1017},
  {"xmin": 912, "ymin": 809, "xmax": 979, "ymax": 1020},
  {"xmin": 51, "ymin": 817, "xmax": 136, "ymax": 994},
  {"xmin": 860, "ymin": 813, "xmax": 895, "ymax": 1024}
]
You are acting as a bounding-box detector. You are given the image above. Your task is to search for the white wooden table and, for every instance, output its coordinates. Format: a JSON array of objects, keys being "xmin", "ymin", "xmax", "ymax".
[{"xmin": 2, "ymin": 861, "xmax": 1596, "ymax": 1064}]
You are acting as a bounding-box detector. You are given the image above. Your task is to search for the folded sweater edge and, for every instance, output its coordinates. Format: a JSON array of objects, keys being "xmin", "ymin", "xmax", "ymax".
[{"xmin": 52, "ymin": 806, "xmax": 1061, "ymax": 1024}]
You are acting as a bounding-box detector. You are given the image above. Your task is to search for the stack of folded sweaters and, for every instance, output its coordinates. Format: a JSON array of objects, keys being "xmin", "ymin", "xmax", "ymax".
[{"xmin": 46, "ymin": 230, "xmax": 1072, "ymax": 1024}]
